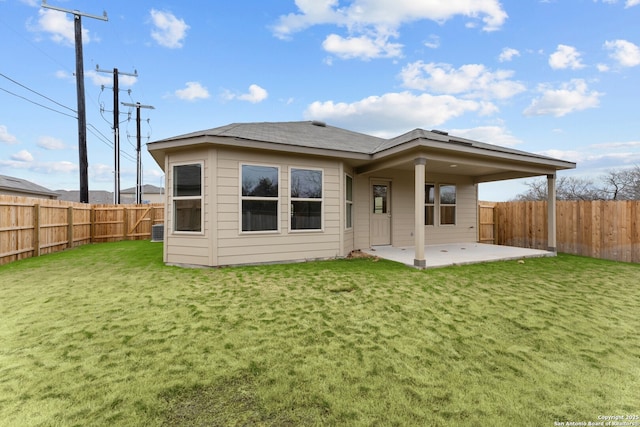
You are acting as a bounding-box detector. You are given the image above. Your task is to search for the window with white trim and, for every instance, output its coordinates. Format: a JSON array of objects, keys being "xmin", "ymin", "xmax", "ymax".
[
  {"xmin": 241, "ymin": 164, "xmax": 279, "ymax": 232},
  {"xmin": 345, "ymin": 174, "xmax": 353, "ymax": 229},
  {"xmin": 173, "ymin": 163, "xmax": 203, "ymax": 232},
  {"xmin": 439, "ymin": 184, "xmax": 456, "ymax": 225},
  {"xmin": 290, "ymin": 168, "xmax": 323, "ymax": 231},
  {"xmin": 425, "ymin": 183, "xmax": 435, "ymax": 226}
]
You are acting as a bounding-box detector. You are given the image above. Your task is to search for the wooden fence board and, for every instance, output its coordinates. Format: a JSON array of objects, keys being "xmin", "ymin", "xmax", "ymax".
[
  {"xmin": 0, "ymin": 195, "xmax": 164, "ymax": 266},
  {"xmin": 3, "ymin": 196, "xmax": 639, "ymax": 266},
  {"xmin": 492, "ymin": 200, "xmax": 640, "ymax": 263}
]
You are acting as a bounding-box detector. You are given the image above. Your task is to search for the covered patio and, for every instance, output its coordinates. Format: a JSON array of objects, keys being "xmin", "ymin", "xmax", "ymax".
[{"xmin": 362, "ymin": 243, "xmax": 554, "ymax": 269}]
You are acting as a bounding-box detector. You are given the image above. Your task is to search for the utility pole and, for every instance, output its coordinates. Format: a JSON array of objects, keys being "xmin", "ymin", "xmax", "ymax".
[
  {"xmin": 96, "ymin": 66, "xmax": 137, "ymax": 204},
  {"xmin": 122, "ymin": 102, "xmax": 154, "ymax": 204},
  {"xmin": 41, "ymin": 1, "xmax": 107, "ymax": 203}
]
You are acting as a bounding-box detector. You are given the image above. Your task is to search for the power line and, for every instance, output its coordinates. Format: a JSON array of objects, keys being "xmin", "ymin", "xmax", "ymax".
[
  {"xmin": 0, "ymin": 86, "xmax": 77, "ymax": 119},
  {"xmin": 86, "ymin": 123, "xmax": 137, "ymax": 163},
  {"xmin": 0, "ymin": 72, "xmax": 76, "ymax": 113}
]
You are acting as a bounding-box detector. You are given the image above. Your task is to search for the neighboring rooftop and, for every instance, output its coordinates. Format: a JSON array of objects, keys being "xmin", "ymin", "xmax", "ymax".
[
  {"xmin": 120, "ymin": 184, "xmax": 164, "ymax": 195},
  {"xmin": 0, "ymin": 174, "xmax": 59, "ymax": 199}
]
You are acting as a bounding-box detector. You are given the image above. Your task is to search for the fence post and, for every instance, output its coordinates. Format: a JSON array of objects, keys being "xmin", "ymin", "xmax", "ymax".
[
  {"xmin": 67, "ymin": 206, "xmax": 74, "ymax": 249},
  {"xmin": 123, "ymin": 207, "xmax": 128, "ymax": 240},
  {"xmin": 33, "ymin": 203, "xmax": 41, "ymax": 257},
  {"xmin": 90, "ymin": 207, "xmax": 96, "ymax": 243}
]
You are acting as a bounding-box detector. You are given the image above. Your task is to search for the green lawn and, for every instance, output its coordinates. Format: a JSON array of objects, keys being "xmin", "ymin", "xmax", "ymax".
[{"xmin": 1, "ymin": 241, "xmax": 639, "ymax": 426}]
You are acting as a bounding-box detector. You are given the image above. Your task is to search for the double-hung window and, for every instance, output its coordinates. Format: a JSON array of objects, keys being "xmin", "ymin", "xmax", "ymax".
[
  {"xmin": 290, "ymin": 168, "xmax": 323, "ymax": 231},
  {"xmin": 345, "ymin": 175, "xmax": 353, "ymax": 229},
  {"xmin": 439, "ymin": 184, "xmax": 457, "ymax": 225},
  {"xmin": 241, "ymin": 164, "xmax": 279, "ymax": 232},
  {"xmin": 425, "ymin": 183, "xmax": 435, "ymax": 226},
  {"xmin": 173, "ymin": 163, "xmax": 203, "ymax": 232}
]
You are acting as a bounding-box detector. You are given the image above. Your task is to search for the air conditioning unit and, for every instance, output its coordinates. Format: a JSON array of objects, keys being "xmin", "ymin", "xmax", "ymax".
[{"xmin": 151, "ymin": 224, "xmax": 164, "ymax": 242}]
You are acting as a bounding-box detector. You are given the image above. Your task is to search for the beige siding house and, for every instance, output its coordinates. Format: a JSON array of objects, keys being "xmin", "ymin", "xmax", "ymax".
[{"xmin": 148, "ymin": 121, "xmax": 576, "ymax": 268}]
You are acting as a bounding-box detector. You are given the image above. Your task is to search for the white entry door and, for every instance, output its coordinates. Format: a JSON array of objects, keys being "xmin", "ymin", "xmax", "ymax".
[{"xmin": 371, "ymin": 181, "xmax": 391, "ymax": 245}]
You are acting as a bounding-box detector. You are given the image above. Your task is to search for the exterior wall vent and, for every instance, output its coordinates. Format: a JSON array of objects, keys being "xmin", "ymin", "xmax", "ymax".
[{"xmin": 151, "ymin": 224, "xmax": 164, "ymax": 242}]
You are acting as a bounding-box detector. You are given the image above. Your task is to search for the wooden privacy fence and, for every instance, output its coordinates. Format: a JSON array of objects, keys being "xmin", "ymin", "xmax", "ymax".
[
  {"xmin": 3, "ymin": 196, "xmax": 639, "ymax": 266},
  {"xmin": 486, "ymin": 200, "xmax": 640, "ymax": 263},
  {"xmin": 0, "ymin": 195, "xmax": 164, "ymax": 266}
]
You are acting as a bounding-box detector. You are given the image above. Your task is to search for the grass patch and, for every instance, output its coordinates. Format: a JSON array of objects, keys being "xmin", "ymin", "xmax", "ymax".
[{"xmin": 1, "ymin": 241, "xmax": 639, "ymax": 426}]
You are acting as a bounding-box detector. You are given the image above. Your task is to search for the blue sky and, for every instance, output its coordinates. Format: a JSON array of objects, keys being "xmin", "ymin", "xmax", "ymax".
[{"xmin": 1, "ymin": 0, "xmax": 639, "ymax": 201}]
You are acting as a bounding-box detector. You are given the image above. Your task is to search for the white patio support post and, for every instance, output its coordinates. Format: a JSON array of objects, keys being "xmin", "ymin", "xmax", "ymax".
[
  {"xmin": 547, "ymin": 173, "xmax": 557, "ymax": 252},
  {"xmin": 414, "ymin": 157, "xmax": 427, "ymax": 268}
]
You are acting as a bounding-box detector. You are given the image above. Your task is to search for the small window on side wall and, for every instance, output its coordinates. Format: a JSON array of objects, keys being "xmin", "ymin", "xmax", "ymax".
[
  {"xmin": 173, "ymin": 163, "xmax": 202, "ymax": 232},
  {"xmin": 440, "ymin": 184, "xmax": 456, "ymax": 225}
]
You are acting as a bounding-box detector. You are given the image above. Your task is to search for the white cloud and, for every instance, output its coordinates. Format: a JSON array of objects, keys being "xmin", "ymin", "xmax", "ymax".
[
  {"xmin": 449, "ymin": 126, "xmax": 523, "ymax": 147},
  {"xmin": 596, "ymin": 63, "xmax": 610, "ymax": 72},
  {"xmin": 150, "ymin": 9, "xmax": 189, "ymax": 49},
  {"xmin": 596, "ymin": 0, "xmax": 640, "ymax": 6},
  {"xmin": 175, "ymin": 82, "xmax": 210, "ymax": 101},
  {"xmin": 11, "ymin": 150, "xmax": 33, "ymax": 162},
  {"xmin": 273, "ymin": 0, "xmax": 508, "ymax": 58},
  {"xmin": 322, "ymin": 33, "xmax": 403, "ymax": 60},
  {"xmin": 54, "ymin": 70, "xmax": 73, "ymax": 81},
  {"xmin": 0, "ymin": 158, "xmax": 77, "ymax": 174},
  {"xmin": 89, "ymin": 163, "xmax": 115, "ymax": 183},
  {"xmin": 32, "ymin": 8, "xmax": 91, "ymax": 45},
  {"xmin": 537, "ymin": 148, "xmax": 640, "ymax": 167},
  {"xmin": 549, "ymin": 44, "xmax": 585, "ymax": 70},
  {"xmin": 304, "ymin": 91, "xmax": 491, "ymax": 137},
  {"xmin": 399, "ymin": 61, "xmax": 526, "ymax": 100},
  {"xmin": 37, "ymin": 136, "xmax": 67, "ymax": 150},
  {"xmin": 0, "ymin": 125, "xmax": 18, "ymax": 144},
  {"xmin": 424, "ymin": 35, "xmax": 440, "ymax": 49},
  {"xmin": 590, "ymin": 140, "xmax": 640, "ymax": 149},
  {"xmin": 239, "ymin": 85, "xmax": 268, "ymax": 103},
  {"xmin": 498, "ymin": 47, "xmax": 520, "ymax": 62},
  {"xmin": 224, "ymin": 84, "xmax": 268, "ymax": 104},
  {"xmin": 604, "ymin": 39, "xmax": 640, "ymax": 67},
  {"xmin": 524, "ymin": 79, "xmax": 602, "ymax": 117}
]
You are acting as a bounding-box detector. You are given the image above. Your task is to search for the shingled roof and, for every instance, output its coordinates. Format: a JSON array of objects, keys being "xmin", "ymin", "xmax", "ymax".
[
  {"xmin": 149, "ymin": 121, "xmax": 576, "ymax": 173},
  {"xmin": 156, "ymin": 121, "xmax": 386, "ymax": 154},
  {"xmin": 0, "ymin": 174, "xmax": 58, "ymax": 198}
]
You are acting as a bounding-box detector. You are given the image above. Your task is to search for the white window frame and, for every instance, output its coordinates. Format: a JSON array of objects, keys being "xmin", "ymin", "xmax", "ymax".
[
  {"xmin": 289, "ymin": 166, "xmax": 324, "ymax": 232},
  {"xmin": 239, "ymin": 163, "xmax": 281, "ymax": 234},
  {"xmin": 172, "ymin": 161, "xmax": 204, "ymax": 235},
  {"xmin": 345, "ymin": 174, "xmax": 353, "ymax": 230},
  {"xmin": 439, "ymin": 183, "xmax": 457, "ymax": 226}
]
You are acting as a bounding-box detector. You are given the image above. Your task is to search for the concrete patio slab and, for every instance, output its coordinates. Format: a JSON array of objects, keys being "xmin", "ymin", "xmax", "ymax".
[{"xmin": 362, "ymin": 243, "xmax": 554, "ymax": 269}]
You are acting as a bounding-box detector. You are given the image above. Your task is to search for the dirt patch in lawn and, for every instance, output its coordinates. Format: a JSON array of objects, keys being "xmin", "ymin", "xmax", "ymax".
[
  {"xmin": 346, "ymin": 250, "xmax": 378, "ymax": 260},
  {"xmin": 160, "ymin": 372, "xmax": 320, "ymax": 426}
]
